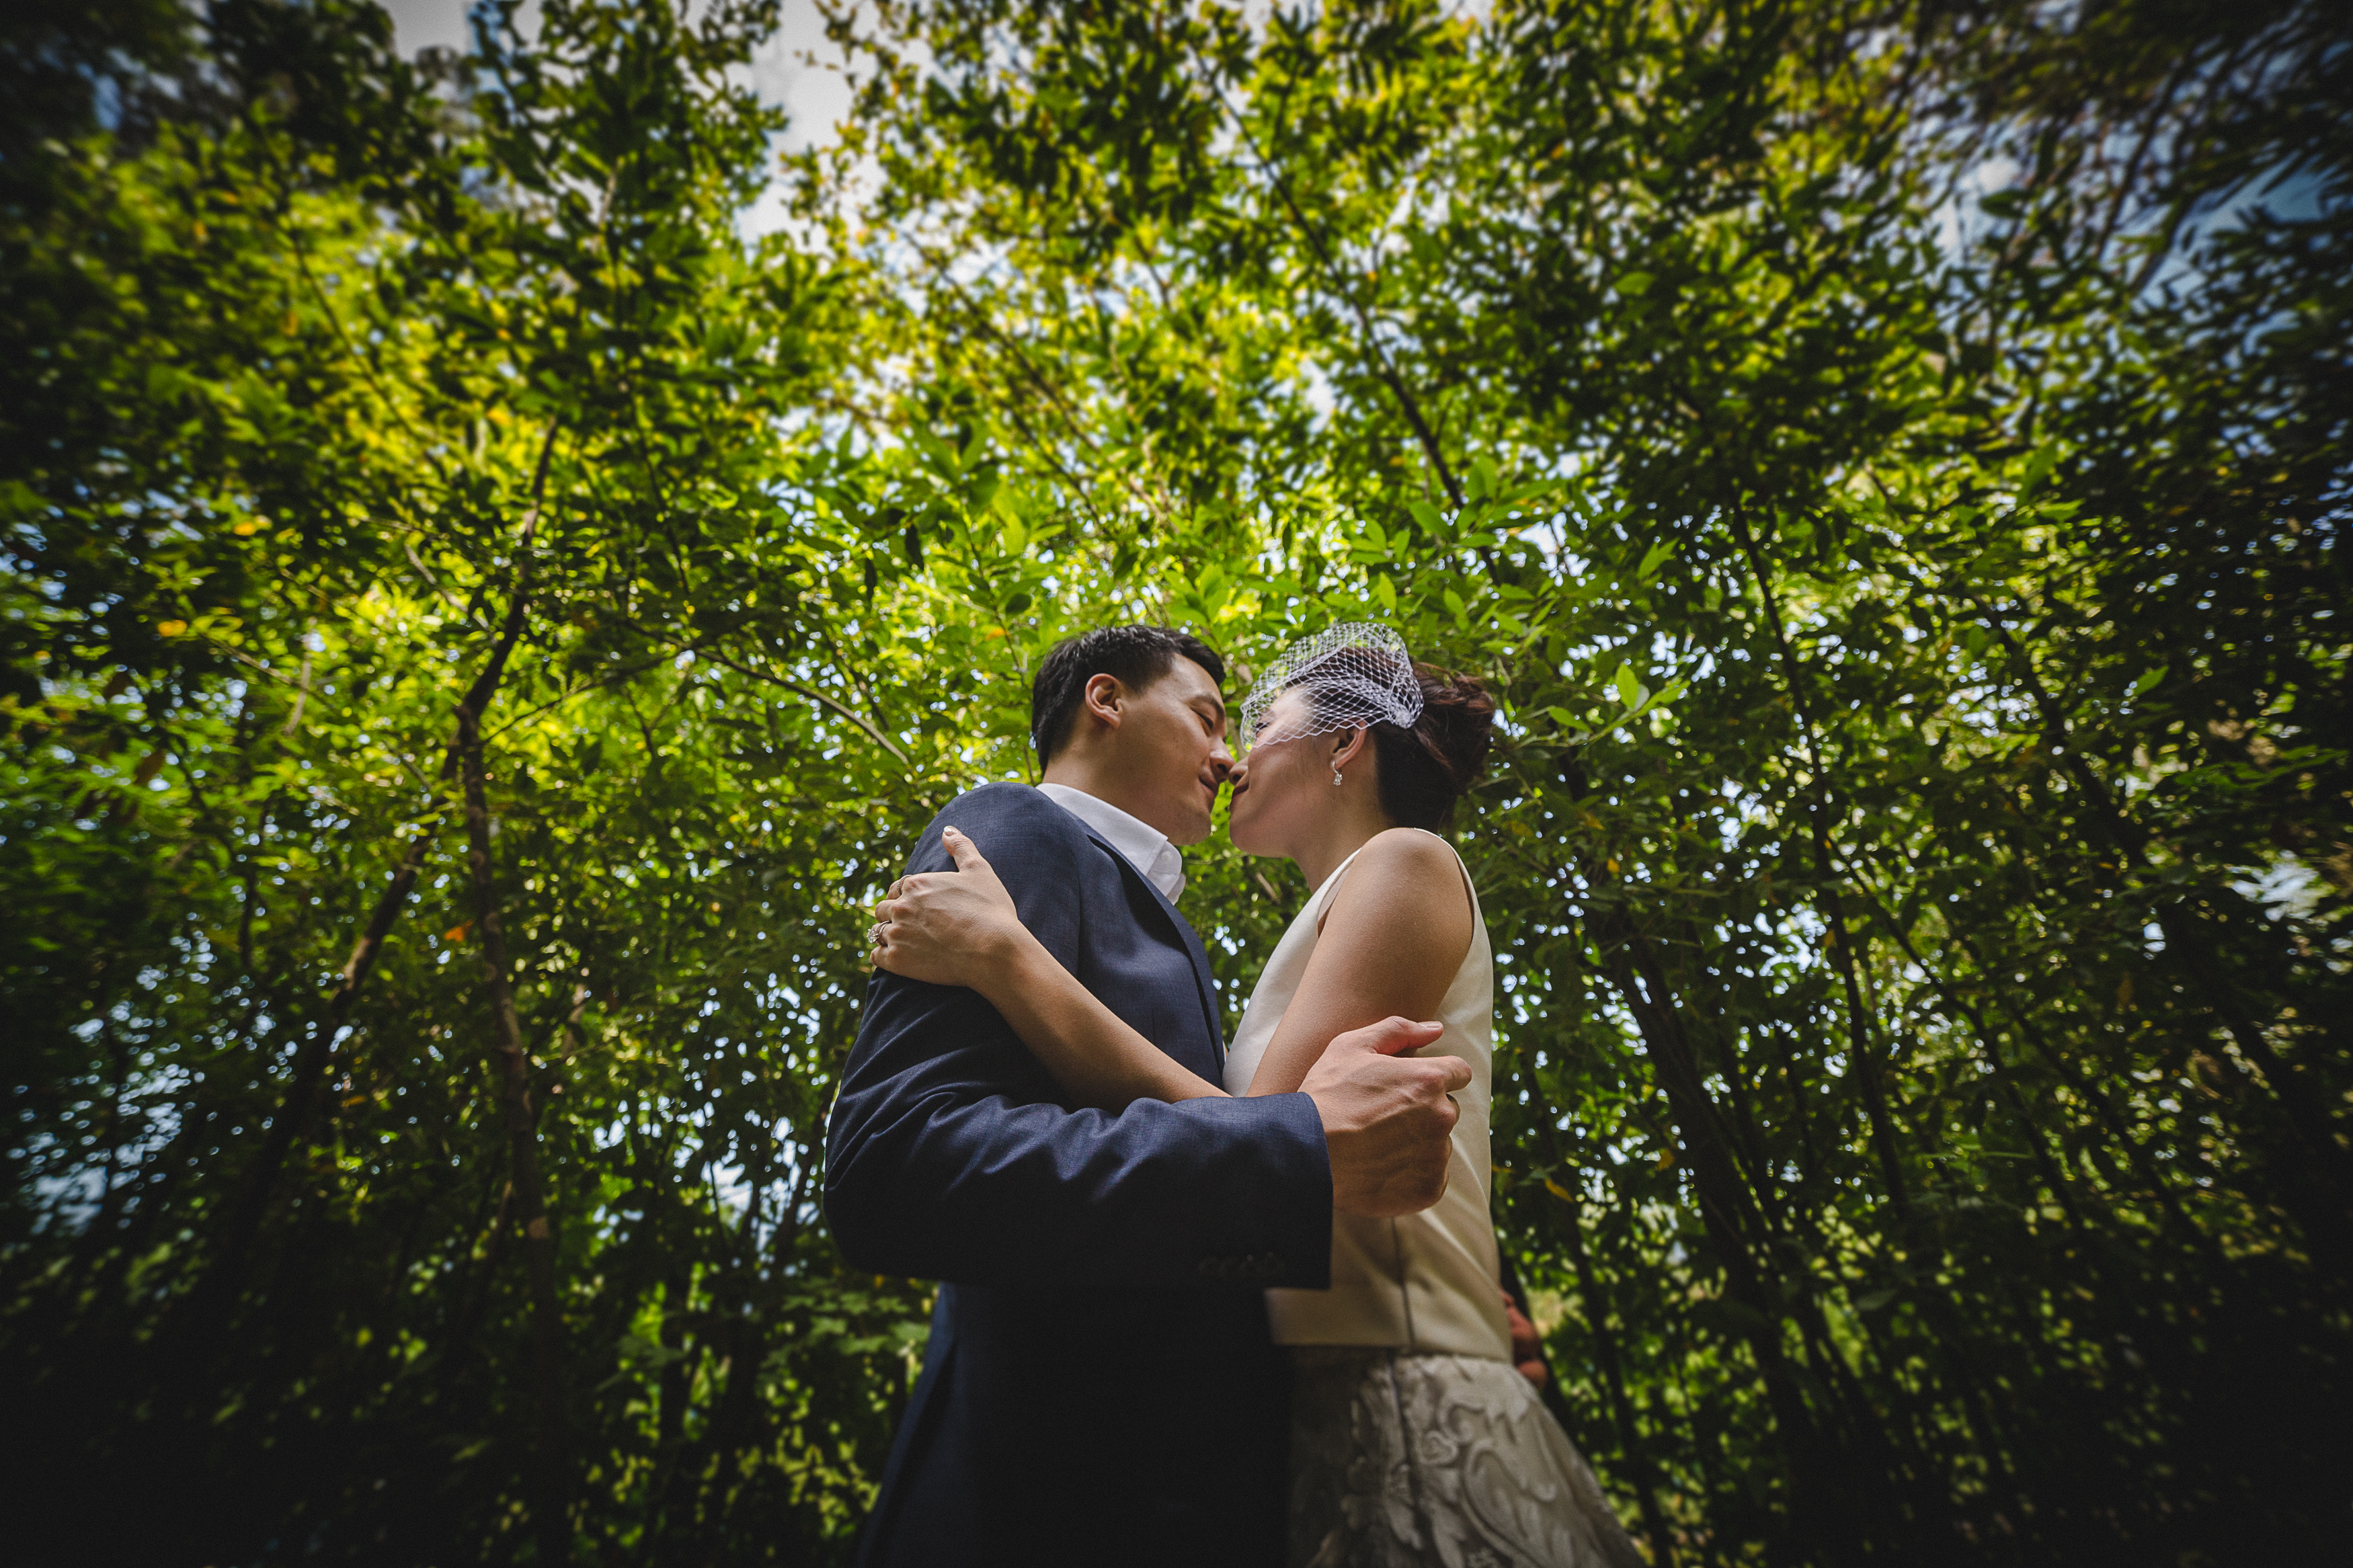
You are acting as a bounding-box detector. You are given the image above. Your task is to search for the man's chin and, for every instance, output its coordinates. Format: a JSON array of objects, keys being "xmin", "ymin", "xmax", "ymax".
[{"xmin": 1166, "ymin": 806, "xmax": 1215, "ymax": 848}]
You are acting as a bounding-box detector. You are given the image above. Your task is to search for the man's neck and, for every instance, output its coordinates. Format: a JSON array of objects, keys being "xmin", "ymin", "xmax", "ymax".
[{"xmin": 1040, "ymin": 757, "xmax": 1168, "ymax": 840}]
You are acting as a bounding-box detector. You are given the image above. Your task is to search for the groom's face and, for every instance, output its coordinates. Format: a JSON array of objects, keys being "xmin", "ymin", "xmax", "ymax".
[{"xmin": 1101, "ymin": 655, "xmax": 1232, "ymax": 846}]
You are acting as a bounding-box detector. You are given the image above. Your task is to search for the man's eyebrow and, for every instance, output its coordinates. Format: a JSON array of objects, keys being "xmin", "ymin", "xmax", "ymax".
[{"xmin": 1195, "ymin": 694, "xmax": 1228, "ymax": 724}]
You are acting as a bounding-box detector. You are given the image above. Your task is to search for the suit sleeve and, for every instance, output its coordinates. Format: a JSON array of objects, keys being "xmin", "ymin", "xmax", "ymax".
[{"xmin": 823, "ymin": 784, "xmax": 1332, "ymax": 1290}]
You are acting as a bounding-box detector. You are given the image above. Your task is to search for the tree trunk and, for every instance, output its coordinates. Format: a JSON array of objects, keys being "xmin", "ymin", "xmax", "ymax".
[
  {"xmin": 1556, "ymin": 788, "xmax": 1891, "ymax": 1561},
  {"xmin": 165, "ymin": 827, "xmax": 439, "ymax": 1389},
  {"xmin": 1724, "ymin": 509, "xmax": 1913, "ymax": 1218},
  {"xmin": 1543, "ymin": 1151, "xmax": 1679, "ymax": 1568},
  {"xmin": 182, "ymin": 431, "xmax": 557, "ymax": 1349},
  {"xmin": 458, "ymin": 705, "xmax": 571, "ymax": 1567}
]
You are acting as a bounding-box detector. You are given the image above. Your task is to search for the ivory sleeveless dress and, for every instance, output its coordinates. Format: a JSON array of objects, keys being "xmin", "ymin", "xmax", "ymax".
[{"xmin": 1224, "ymin": 837, "xmax": 1646, "ymax": 1568}]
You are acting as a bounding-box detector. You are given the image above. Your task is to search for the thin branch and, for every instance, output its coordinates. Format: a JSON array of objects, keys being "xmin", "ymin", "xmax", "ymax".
[
  {"xmin": 1205, "ymin": 73, "xmax": 1465, "ymax": 509},
  {"xmin": 693, "ymin": 646, "xmax": 911, "ymax": 766},
  {"xmin": 485, "ymin": 655, "xmax": 680, "ymax": 743}
]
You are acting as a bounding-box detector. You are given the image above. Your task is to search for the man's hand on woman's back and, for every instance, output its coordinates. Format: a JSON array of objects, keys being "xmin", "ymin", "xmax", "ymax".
[{"xmin": 1300, "ymin": 1018, "xmax": 1471, "ymax": 1217}]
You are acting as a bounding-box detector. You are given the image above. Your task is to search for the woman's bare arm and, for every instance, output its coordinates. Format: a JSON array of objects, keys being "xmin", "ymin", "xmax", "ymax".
[
  {"xmin": 873, "ymin": 827, "xmax": 1225, "ymax": 1110},
  {"xmin": 1242, "ymin": 829, "xmax": 1474, "ymax": 1096},
  {"xmin": 874, "ymin": 826, "xmax": 1467, "ymax": 1110},
  {"xmin": 975, "ymin": 932, "xmax": 1226, "ymax": 1109}
]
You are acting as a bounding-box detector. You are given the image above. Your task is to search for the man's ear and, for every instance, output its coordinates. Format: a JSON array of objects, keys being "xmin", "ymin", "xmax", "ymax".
[{"xmin": 1080, "ymin": 673, "xmax": 1125, "ymax": 733}]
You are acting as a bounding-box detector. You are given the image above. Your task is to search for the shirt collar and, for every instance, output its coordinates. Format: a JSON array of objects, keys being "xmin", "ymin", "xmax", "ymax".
[{"xmin": 1036, "ymin": 782, "xmax": 1186, "ymax": 903}]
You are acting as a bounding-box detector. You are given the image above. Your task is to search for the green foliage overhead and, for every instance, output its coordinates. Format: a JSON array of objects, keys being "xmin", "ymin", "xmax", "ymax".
[{"xmin": 3, "ymin": 0, "xmax": 2346, "ymax": 1562}]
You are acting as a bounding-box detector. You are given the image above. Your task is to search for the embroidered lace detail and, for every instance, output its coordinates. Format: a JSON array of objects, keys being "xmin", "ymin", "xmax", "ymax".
[{"xmin": 1289, "ymin": 1349, "xmax": 1647, "ymax": 1568}]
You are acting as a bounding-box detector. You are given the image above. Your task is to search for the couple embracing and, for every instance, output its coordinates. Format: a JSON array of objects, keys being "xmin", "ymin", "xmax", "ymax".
[{"xmin": 826, "ymin": 623, "xmax": 1642, "ymax": 1567}]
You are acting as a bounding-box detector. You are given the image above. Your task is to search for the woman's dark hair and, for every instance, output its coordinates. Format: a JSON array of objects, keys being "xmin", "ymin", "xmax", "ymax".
[
  {"xmin": 1029, "ymin": 624, "xmax": 1226, "ymax": 763},
  {"xmin": 1366, "ymin": 666, "xmax": 1495, "ymax": 831}
]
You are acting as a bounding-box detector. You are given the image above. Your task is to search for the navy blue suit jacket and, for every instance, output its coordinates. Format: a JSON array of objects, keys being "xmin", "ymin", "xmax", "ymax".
[{"xmin": 825, "ymin": 783, "xmax": 1334, "ymax": 1567}]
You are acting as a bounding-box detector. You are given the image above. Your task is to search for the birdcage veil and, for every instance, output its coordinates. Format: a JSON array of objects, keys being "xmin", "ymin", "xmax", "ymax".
[{"xmin": 1238, "ymin": 622, "xmax": 1424, "ymax": 753}]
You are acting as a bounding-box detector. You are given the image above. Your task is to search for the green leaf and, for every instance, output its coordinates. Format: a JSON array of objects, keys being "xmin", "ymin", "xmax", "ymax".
[{"xmin": 1690, "ymin": 1294, "xmax": 1773, "ymax": 1339}]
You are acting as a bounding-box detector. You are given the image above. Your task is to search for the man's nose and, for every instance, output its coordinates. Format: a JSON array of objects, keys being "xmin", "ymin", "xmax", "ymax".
[{"xmin": 1209, "ymin": 749, "xmax": 1233, "ymax": 780}]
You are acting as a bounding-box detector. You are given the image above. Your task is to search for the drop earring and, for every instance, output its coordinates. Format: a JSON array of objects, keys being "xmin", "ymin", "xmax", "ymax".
[{"xmin": 1332, "ymin": 766, "xmax": 1345, "ymax": 788}]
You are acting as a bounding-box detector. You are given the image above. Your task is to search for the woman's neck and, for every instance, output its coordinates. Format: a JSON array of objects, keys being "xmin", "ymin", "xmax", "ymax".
[{"xmin": 1288, "ymin": 790, "xmax": 1396, "ymax": 892}]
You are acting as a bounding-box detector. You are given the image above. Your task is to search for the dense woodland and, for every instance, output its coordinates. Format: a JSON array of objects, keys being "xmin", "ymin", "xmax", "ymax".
[{"xmin": 3, "ymin": 0, "xmax": 2347, "ymax": 1561}]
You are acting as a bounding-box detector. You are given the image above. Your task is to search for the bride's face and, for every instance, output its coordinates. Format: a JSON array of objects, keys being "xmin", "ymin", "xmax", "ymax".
[{"xmin": 1227, "ymin": 690, "xmax": 1332, "ymax": 858}]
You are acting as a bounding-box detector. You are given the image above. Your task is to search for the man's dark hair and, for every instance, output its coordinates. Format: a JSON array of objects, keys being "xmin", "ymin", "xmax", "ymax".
[{"xmin": 1029, "ymin": 625, "xmax": 1227, "ymax": 763}]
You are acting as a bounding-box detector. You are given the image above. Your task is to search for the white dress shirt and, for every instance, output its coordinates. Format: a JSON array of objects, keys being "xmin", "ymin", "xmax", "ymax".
[{"xmin": 1036, "ymin": 782, "xmax": 1186, "ymax": 903}]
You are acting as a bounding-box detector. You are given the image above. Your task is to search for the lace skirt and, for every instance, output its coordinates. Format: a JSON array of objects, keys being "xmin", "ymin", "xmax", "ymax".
[{"xmin": 1288, "ymin": 1348, "xmax": 1648, "ymax": 1568}]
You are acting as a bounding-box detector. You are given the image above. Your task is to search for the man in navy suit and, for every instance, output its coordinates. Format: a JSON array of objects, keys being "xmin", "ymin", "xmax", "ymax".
[{"xmin": 826, "ymin": 625, "xmax": 1469, "ymax": 1567}]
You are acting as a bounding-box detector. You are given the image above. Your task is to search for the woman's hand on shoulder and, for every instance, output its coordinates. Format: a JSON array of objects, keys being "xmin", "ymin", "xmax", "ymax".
[{"xmin": 870, "ymin": 827, "xmax": 1029, "ymax": 990}]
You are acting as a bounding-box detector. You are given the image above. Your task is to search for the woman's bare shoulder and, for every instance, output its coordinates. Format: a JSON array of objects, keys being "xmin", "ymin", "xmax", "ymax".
[
  {"xmin": 1351, "ymin": 826, "xmax": 1462, "ymax": 884},
  {"xmin": 1330, "ymin": 829, "xmax": 1470, "ymax": 927}
]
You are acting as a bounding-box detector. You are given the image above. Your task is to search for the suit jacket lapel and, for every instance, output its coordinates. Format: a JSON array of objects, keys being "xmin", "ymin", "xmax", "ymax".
[{"xmin": 1077, "ymin": 824, "xmax": 1226, "ymax": 1073}]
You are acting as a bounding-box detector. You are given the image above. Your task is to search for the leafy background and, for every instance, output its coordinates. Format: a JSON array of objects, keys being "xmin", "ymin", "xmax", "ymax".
[{"xmin": 2, "ymin": 0, "xmax": 2346, "ymax": 1562}]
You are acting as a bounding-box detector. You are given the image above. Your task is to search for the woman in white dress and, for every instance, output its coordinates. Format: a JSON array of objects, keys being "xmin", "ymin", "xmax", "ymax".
[{"xmin": 872, "ymin": 624, "xmax": 1644, "ymax": 1568}]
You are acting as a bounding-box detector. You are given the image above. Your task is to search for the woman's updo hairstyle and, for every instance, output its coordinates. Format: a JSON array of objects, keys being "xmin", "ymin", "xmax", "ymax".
[
  {"xmin": 1244, "ymin": 624, "xmax": 1494, "ymax": 832},
  {"xmin": 1367, "ymin": 665, "xmax": 1495, "ymax": 831}
]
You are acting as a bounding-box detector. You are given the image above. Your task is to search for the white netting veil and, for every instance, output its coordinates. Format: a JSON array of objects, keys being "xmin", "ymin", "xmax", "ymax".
[{"xmin": 1238, "ymin": 622, "xmax": 1424, "ymax": 754}]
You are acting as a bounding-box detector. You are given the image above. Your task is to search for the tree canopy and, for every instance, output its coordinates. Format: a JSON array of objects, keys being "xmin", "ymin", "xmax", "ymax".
[{"xmin": 3, "ymin": 0, "xmax": 2346, "ymax": 1562}]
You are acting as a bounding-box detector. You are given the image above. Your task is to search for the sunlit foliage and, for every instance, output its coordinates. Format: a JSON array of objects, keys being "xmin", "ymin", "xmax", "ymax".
[{"xmin": 3, "ymin": 1, "xmax": 2346, "ymax": 1561}]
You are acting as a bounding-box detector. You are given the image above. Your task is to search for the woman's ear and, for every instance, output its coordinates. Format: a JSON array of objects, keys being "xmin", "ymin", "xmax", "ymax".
[{"xmin": 1330, "ymin": 727, "xmax": 1369, "ymax": 771}]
